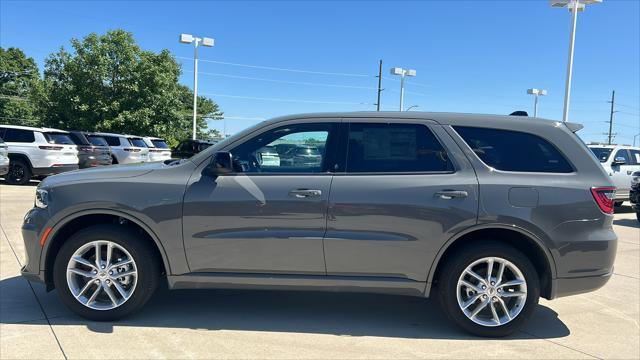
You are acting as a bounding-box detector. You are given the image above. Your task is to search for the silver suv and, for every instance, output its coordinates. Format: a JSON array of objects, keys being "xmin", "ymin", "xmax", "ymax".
[{"xmin": 20, "ymin": 112, "xmax": 617, "ymax": 337}]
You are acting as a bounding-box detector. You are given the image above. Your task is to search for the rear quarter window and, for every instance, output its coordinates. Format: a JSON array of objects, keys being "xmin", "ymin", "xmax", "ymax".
[{"xmin": 453, "ymin": 126, "xmax": 573, "ymax": 173}]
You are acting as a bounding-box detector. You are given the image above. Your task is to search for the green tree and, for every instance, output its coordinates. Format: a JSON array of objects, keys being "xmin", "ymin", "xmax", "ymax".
[
  {"xmin": 42, "ymin": 29, "xmax": 222, "ymax": 146},
  {"xmin": 0, "ymin": 47, "xmax": 43, "ymax": 127}
]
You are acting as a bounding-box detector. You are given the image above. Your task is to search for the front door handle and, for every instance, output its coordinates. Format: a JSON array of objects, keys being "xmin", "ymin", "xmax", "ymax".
[
  {"xmin": 289, "ymin": 189, "xmax": 322, "ymax": 198},
  {"xmin": 435, "ymin": 190, "xmax": 468, "ymax": 200}
]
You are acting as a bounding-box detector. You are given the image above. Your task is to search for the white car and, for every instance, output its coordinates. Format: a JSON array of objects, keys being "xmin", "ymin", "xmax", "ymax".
[
  {"xmin": 0, "ymin": 125, "xmax": 79, "ymax": 185},
  {"xmin": 142, "ymin": 137, "xmax": 172, "ymax": 162},
  {"xmin": 94, "ymin": 132, "xmax": 149, "ymax": 164},
  {"xmin": 0, "ymin": 136, "xmax": 9, "ymax": 177},
  {"xmin": 588, "ymin": 144, "xmax": 640, "ymax": 202}
]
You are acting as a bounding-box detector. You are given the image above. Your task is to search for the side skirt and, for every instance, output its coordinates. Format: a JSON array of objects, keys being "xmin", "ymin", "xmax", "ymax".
[{"xmin": 167, "ymin": 273, "xmax": 427, "ymax": 297}]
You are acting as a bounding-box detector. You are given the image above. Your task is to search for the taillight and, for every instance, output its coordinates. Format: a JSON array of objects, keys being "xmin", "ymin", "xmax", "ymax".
[
  {"xmin": 78, "ymin": 146, "xmax": 94, "ymax": 152},
  {"xmin": 123, "ymin": 148, "xmax": 141, "ymax": 152},
  {"xmin": 590, "ymin": 187, "xmax": 616, "ymax": 214},
  {"xmin": 39, "ymin": 145, "xmax": 63, "ymax": 150}
]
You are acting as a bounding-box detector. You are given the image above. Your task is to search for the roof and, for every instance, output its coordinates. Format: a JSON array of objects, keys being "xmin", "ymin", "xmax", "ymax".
[{"xmin": 0, "ymin": 124, "xmax": 70, "ymax": 133}]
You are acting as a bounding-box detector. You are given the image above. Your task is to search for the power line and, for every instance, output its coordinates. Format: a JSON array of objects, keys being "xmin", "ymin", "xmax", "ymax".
[
  {"xmin": 199, "ymin": 92, "xmax": 373, "ymax": 106},
  {"xmin": 177, "ymin": 56, "xmax": 371, "ymax": 77},
  {"xmin": 184, "ymin": 70, "xmax": 376, "ymax": 90}
]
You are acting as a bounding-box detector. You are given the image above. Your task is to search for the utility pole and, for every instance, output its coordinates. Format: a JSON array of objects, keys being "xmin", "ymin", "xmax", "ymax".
[
  {"xmin": 375, "ymin": 60, "xmax": 383, "ymax": 111},
  {"xmin": 607, "ymin": 90, "xmax": 615, "ymax": 145}
]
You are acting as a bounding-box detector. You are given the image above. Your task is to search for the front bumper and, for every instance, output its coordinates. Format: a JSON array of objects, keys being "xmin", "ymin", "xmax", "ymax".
[
  {"xmin": 630, "ymin": 186, "xmax": 639, "ymax": 210},
  {"xmin": 20, "ymin": 208, "xmax": 50, "ymax": 285}
]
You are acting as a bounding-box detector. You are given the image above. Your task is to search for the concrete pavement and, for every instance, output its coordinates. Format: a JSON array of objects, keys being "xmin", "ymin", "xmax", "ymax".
[{"xmin": 1, "ymin": 183, "xmax": 638, "ymax": 359}]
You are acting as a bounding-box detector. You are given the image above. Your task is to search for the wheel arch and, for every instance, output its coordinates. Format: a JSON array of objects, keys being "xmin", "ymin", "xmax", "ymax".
[
  {"xmin": 426, "ymin": 224, "xmax": 557, "ymax": 300},
  {"xmin": 42, "ymin": 209, "xmax": 171, "ymax": 290},
  {"xmin": 7, "ymin": 152, "xmax": 33, "ymax": 168}
]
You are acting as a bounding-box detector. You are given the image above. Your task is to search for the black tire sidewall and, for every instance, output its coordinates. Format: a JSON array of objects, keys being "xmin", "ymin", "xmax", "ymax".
[
  {"xmin": 53, "ymin": 225, "xmax": 159, "ymax": 321},
  {"xmin": 438, "ymin": 242, "xmax": 540, "ymax": 337},
  {"xmin": 6, "ymin": 160, "xmax": 31, "ymax": 185}
]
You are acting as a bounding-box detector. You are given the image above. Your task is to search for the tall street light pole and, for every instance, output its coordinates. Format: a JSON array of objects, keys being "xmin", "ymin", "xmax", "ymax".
[
  {"xmin": 390, "ymin": 67, "xmax": 416, "ymax": 111},
  {"xmin": 527, "ymin": 88, "xmax": 547, "ymax": 117},
  {"xmin": 550, "ymin": 0, "xmax": 602, "ymax": 122},
  {"xmin": 180, "ymin": 34, "xmax": 215, "ymax": 140}
]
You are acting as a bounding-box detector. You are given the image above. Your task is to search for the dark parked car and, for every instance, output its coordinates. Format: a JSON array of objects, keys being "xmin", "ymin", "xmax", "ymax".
[
  {"xmin": 68, "ymin": 131, "xmax": 112, "ymax": 168},
  {"xmin": 172, "ymin": 139, "xmax": 216, "ymax": 159},
  {"xmin": 21, "ymin": 112, "xmax": 617, "ymax": 337},
  {"xmin": 630, "ymin": 171, "xmax": 640, "ymax": 222}
]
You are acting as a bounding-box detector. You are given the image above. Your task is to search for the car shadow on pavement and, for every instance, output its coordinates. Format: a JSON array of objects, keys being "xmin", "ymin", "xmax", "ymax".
[
  {"xmin": 0, "ymin": 276, "xmax": 570, "ymax": 340},
  {"xmin": 613, "ymin": 218, "xmax": 639, "ymax": 228}
]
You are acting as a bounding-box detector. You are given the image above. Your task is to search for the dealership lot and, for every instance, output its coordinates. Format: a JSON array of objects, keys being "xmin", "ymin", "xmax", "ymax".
[{"xmin": 0, "ymin": 183, "xmax": 638, "ymax": 359}]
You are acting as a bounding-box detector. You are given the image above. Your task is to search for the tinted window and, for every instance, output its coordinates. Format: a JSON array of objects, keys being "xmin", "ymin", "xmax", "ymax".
[
  {"xmin": 129, "ymin": 138, "xmax": 147, "ymax": 147},
  {"xmin": 614, "ymin": 149, "xmax": 631, "ymax": 165},
  {"xmin": 589, "ymin": 147, "xmax": 613, "ymax": 162},
  {"xmin": 151, "ymin": 139, "xmax": 169, "ymax": 148},
  {"xmin": 454, "ymin": 126, "xmax": 573, "ymax": 173},
  {"xmin": 231, "ymin": 123, "xmax": 336, "ymax": 173},
  {"xmin": 102, "ymin": 136, "xmax": 121, "ymax": 146},
  {"xmin": 346, "ymin": 123, "xmax": 452, "ymax": 173},
  {"xmin": 630, "ymin": 149, "xmax": 640, "ymax": 165},
  {"xmin": 87, "ymin": 135, "xmax": 108, "ymax": 146},
  {"xmin": 198, "ymin": 142, "xmax": 213, "ymax": 152},
  {"xmin": 44, "ymin": 132, "xmax": 74, "ymax": 145},
  {"xmin": 68, "ymin": 133, "xmax": 85, "ymax": 145},
  {"xmin": 2, "ymin": 128, "xmax": 35, "ymax": 143}
]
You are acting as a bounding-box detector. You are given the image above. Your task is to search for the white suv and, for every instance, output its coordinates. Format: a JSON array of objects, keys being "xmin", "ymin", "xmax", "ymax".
[
  {"xmin": 588, "ymin": 144, "xmax": 640, "ymax": 203},
  {"xmin": 94, "ymin": 132, "xmax": 149, "ymax": 164},
  {"xmin": 142, "ymin": 137, "xmax": 172, "ymax": 162},
  {"xmin": 0, "ymin": 125, "xmax": 79, "ymax": 185}
]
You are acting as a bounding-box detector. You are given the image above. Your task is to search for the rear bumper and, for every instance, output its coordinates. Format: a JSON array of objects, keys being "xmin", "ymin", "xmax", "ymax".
[
  {"xmin": 0, "ymin": 164, "xmax": 8, "ymax": 176},
  {"xmin": 551, "ymin": 270, "xmax": 613, "ymax": 299},
  {"xmin": 32, "ymin": 165, "xmax": 79, "ymax": 176},
  {"xmin": 78, "ymin": 154, "xmax": 112, "ymax": 168}
]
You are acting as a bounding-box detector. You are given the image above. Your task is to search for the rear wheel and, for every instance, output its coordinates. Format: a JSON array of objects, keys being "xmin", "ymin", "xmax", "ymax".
[
  {"xmin": 614, "ymin": 201, "xmax": 624, "ymax": 208},
  {"xmin": 636, "ymin": 211, "xmax": 639, "ymax": 223},
  {"xmin": 437, "ymin": 242, "xmax": 540, "ymax": 337},
  {"xmin": 5, "ymin": 159, "xmax": 31, "ymax": 185},
  {"xmin": 53, "ymin": 225, "xmax": 160, "ymax": 320}
]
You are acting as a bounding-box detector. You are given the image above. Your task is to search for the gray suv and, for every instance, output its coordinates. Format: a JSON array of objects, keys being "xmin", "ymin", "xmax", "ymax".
[{"xmin": 21, "ymin": 112, "xmax": 617, "ymax": 337}]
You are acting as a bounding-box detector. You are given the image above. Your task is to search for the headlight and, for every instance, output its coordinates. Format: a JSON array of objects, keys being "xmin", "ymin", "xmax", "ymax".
[{"xmin": 35, "ymin": 189, "xmax": 48, "ymax": 209}]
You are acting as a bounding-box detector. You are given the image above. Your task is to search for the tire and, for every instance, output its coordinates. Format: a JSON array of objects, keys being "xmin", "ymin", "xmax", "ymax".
[
  {"xmin": 5, "ymin": 159, "xmax": 32, "ymax": 185},
  {"xmin": 636, "ymin": 211, "xmax": 640, "ymax": 223},
  {"xmin": 437, "ymin": 241, "xmax": 540, "ymax": 337},
  {"xmin": 111, "ymin": 155, "xmax": 118, "ymax": 164},
  {"xmin": 53, "ymin": 225, "xmax": 160, "ymax": 321},
  {"xmin": 614, "ymin": 201, "xmax": 624, "ymax": 208}
]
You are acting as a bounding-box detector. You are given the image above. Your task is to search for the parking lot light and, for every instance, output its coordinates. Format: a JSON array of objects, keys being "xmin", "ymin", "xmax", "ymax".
[
  {"xmin": 527, "ymin": 88, "xmax": 547, "ymax": 117},
  {"xmin": 179, "ymin": 33, "xmax": 215, "ymax": 140},
  {"xmin": 390, "ymin": 67, "xmax": 416, "ymax": 111},
  {"xmin": 550, "ymin": 0, "xmax": 602, "ymax": 122}
]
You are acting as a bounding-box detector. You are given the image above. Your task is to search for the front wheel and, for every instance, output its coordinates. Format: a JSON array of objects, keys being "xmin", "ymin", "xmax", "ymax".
[
  {"xmin": 437, "ymin": 242, "xmax": 540, "ymax": 337},
  {"xmin": 53, "ymin": 225, "xmax": 160, "ymax": 320}
]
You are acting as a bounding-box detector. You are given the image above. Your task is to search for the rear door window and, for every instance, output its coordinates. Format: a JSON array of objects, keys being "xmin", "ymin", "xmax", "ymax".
[
  {"xmin": 629, "ymin": 149, "xmax": 640, "ymax": 165},
  {"xmin": 2, "ymin": 128, "xmax": 35, "ymax": 143},
  {"xmin": 101, "ymin": 136, "xmax": 121, "ymax": 146},
  {"xmin": 346, "ymin": 122, "xmax": 453, "ymax": 173},
  {"xmin": 454, "ymin": 126, "xmax": 573, "ymax": 173},
  {"xmin": 589, "ymin": 147, "xmax": 613, "ymax": 163}
]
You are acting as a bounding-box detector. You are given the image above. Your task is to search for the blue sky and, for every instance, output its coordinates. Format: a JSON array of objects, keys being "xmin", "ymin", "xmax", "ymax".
[{"xmin": 1, "ymin": 0, "xmax": 639, "ymax": 144}]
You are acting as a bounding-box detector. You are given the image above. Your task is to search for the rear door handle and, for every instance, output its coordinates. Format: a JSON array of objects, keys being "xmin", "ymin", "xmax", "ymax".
[
  {"xmin": 435, "ymin": 190, "xmax": 468, "ymax": 199},
  {"xmin": 289, "ymin": 189, "xmax": 322, "ymax": 198}
]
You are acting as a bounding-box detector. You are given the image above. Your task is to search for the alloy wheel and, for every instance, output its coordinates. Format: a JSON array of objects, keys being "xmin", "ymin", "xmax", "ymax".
[
  {"xmin": 456, "ymin": 256, "xmax": 527, "ymax": 327},
  {"xmin": 66, "ymin": 240, "xmax": 138, "ymax": 310}
]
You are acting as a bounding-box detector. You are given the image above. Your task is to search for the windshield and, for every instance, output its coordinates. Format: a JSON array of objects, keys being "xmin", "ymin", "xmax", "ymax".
[
  {"xmin": 44, "ymin": 132, "xmax": 74, "ymax": 145},
  {"xmin": 589, "ymin": 147, "xmax": 613, "ymax": 162},
  {"xmin": 87, "ymin": 135, "xmax": 108, "ymax": 146},
  {"xmin": 151, "ymin": 139, "xmax": 170, "ymax": 149},
  {"xmin": 129, "ymin": 138, "xmax": 147, "ymax": 147}
]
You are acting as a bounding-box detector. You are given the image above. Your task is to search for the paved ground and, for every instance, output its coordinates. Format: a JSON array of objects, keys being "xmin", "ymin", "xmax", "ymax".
[{"xmin": 0, "ymin": 182, "xmax": 638, "ymax": 359}]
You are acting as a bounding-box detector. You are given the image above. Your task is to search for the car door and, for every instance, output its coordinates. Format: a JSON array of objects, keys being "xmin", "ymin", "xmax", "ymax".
[
  {"xmin": 182, "ymin": 119, "xmax": 341, "ymax": 274},
  {"xmin": 324, "ymin": 119, "xmax": 478, "ymax": 281},
  {"xmin": 611, "ymin": 149, "xmax": 634, "ymax": 196}
]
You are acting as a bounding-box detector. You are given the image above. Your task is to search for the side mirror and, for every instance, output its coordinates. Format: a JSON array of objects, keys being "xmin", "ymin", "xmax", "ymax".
[
  {"xmin": 613, "ymin": 157, "xmax": 627, "ymax": 166},
  {"xmin": 203, "ymin": 151, "xmax": 233, "ymax": 177}
]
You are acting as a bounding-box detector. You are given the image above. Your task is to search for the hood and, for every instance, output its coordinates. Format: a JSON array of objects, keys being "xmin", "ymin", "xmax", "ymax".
[{"xmin": 40, "ymin": 162, "xmax": 164, "ymax": 188}]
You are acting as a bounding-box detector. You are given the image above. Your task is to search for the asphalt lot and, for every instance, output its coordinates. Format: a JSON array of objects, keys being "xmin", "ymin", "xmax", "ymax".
[{"xmin": 0, "ymin": 182, "xmax": 638, "ymax": 359}]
